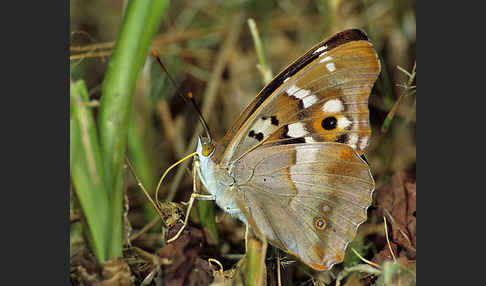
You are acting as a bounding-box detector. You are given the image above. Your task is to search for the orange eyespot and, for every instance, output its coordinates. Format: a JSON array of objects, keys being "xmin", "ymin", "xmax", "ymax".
[
  {"xmin": 314, "ymin": 217, "xmax": 327, "ymax": 231},
  {"xmin": 187, "ymin": 92, "xmax": 193, "ymax": 99},
  {"xmin": 202, "ymin": 143, "xmax": 215, "ymax": 156}
]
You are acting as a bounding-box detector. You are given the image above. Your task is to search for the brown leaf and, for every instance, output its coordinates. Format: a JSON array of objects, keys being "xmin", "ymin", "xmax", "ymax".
[
  {"xmin": 159, "ymin": 223, "xmax": 212, "ymax": 286},
  {"xmin": 375, "ymin": 172, "xmax": 416, "ymax": 259},
  {"xmin": 187, "ymin": 258, "xmax": 215, "ymax": 286},
  {"xmin": 405, "ymin": 181, "xmax": 416, "ymax": 249}
]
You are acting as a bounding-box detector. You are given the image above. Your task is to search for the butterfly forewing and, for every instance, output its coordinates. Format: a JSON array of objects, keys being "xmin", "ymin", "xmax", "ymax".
[
  {"xmin": 232, "ymin": 142, "xmax": 374, "ymax": 270},
  {"xmin": 216, "ymin": 29, "xmax": 380, "ymax": 165}
]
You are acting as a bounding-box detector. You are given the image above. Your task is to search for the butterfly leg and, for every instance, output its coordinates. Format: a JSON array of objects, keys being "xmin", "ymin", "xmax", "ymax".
[
  {"xmin": 166, "ymin": 161, "xmax": 215, "ymax": 243},
  {"xmin": 166, "ymin": 192, "xmax": 215, "ymax": 243}
]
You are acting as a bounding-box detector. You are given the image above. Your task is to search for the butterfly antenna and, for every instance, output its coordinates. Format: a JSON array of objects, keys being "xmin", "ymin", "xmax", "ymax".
[{"xmin": 151, "ymin": 49, "xmax": 212, "ymax": 143}]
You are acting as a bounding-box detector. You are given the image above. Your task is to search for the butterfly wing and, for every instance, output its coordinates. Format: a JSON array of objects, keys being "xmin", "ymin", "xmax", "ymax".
[
  {"xmin": 231, "ymin": 142, "xmax": 374, "ymax": 270},
  {"xmin": 206, "ymin": 29, "xmax": 379, "ymax": 270},
  {"xmin": 215, "ymin": 29, "xmax": 380, "ymax": 165}
]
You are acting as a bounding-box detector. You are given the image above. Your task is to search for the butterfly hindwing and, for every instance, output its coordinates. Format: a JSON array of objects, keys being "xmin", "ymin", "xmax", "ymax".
[
  {"xmin": 231, "ymin": 142, "xmax": 374, "ymax": 270},
  {"xmin": 216, "ymin": 29, "xmax": 380, "ymax": 165}
]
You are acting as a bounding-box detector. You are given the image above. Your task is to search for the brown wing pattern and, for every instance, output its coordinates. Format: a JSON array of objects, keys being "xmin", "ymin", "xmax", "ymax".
[
  {"xmin": 232, "ymin": 142, "xmax": 374, "ymax": 270},
  {"xmin": 216, "ymin": 29, "xmax": 380, "ymax": 165}
]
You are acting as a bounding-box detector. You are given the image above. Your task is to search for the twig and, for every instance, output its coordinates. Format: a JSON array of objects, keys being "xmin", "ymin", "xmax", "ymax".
[
  {"xmin": 128, "ymin": 246, "xmax": 171, "ymax": 266},
  {"xmin": 70, "ymin": 41, "xmax": 114, "ymax": 53},
  {"xmin": 384, "ymin": 216, "xmax": 397, "ymax": 262},
  {"xmin": 124, "ymin": 157, "xmax": 167, "ymax": 228},
  {"xmin": 383, "ymin": 208, "xmax": 416, "ymax": 252},
  {"xmin": 69, "ymin": 50, "xmax": 112, "ymax": 61},
  {"xmin": 351, "ymin": 248, "xmax": 380, "ymax": 269},
  {"xmin": 129, "ymin": 216, "xmax": 162, "ymax": 243},
  {"xmin": 381, "ymin": 61, "xmax": 416, "ymax": 133}
]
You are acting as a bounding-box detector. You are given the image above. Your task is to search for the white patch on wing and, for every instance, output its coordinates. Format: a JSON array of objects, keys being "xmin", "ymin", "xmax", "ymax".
[
  {"xmin": 314, "ymin": 45, "xmax": 328, "ymax": 54},
  {"xmin": 302, "ymin": 95, "xmax": 319, "ymax": 108},
  {"xmin": 294, "ymin": 147, "xmax": 320, "ymax": 165},
  {"xmin": 337, "ymin": 116, "xmax": 352, "ymax": 130},
  {"xmin": 319, "ymin": 56, "xmax": 333, "ymax": 63},
  {"xmin": 359, "ymin": 135, "xmax": 369, "ymax": 150},
  {"xmin": 348, "ymin": 134, "xmax": 359, "ymax": 149},
  {"xmin": 290, "ymin": 147, "xmax": 320, "ymax": 197},
  {"xmin": 249, "ymin": 117, "xmax": 279, "ymax": 140},
  {"xmin": 287, "ymin": 122, "xmax": 308, "ymax": 137},
  {"xmin": 286, "ymin": 84, "xmax": 311, "ymax": 99},
  {"xmin": 305, "ymin": 136, "xmax": 316, "ymax": 143},
  {"xmin": 326, "ymin": 62, "xmax": 336, "ymax": 72},
  {"xmin": 255, "ymin": 117, "xmax": 272, "ymax": 128},
  {"xmin": 322, "ymin": 99, "xmax": 344, "ymax": 113}
]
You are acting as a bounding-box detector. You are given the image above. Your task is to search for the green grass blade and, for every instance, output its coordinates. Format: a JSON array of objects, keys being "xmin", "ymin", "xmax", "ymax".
[
  {"xmin": 248, "ymin": 18, "xmax": 273, "ymax": 84},
  {"xmin": 246, "ymin": 238, "xmax": 266, "ymax": 286},
  {"xmin": 196, "ymin": 200, "xmax": 219, "ymax": 244},
  {"xmin": 70, "ymin": 80, "xmax": 109, "ymax": 262},
  {"xmin": 97, "ymin": 0, "xmax": 169, "ymax": 259}
]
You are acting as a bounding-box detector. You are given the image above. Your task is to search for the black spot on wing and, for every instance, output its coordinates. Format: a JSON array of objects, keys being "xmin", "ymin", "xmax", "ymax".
[
  {"xmin": 255, "ymin": 132, "xmax": 264, "ymax": 141},
  {"xmin": 322, "ymin": 117, "xmax": 337, "ymax": 130},
  {"xmin": 270, "ymin": 116, "xmax": 279, "ymax": 126},
  {"xmin": 297, "ymin": 99, "xmax": 305, "ymax": 110},
  {"xmin": 248, "ymin": 130, "xmax": 264, "ymax": 141},
  {"xmin": 336, "ymin": 134, "xmax": 347, "ymax": 144}
]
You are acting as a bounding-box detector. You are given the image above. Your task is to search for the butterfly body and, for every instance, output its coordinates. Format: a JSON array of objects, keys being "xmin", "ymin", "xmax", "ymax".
[
  {"xmin": 196, "ymin": 140, "xmax": 247, "ymax": 221},
  {"xmin": 195, "ymin": 29, "xmax": 380, "ymax": 271}
]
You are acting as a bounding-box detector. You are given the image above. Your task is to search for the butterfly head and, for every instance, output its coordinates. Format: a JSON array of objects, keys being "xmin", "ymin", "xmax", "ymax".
[
  {"xmin": 196, "ymin": 135, "xmax": 217, "ymax": 183},
  {"xmin": 196, "ymin": 135, "xmax": 215, "ymax": 158}
]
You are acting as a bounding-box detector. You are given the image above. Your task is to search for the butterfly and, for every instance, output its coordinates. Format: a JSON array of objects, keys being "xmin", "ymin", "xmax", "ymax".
[{"xmin": 195, "ymin": 29, "xmax": 380, "ymax": 271}]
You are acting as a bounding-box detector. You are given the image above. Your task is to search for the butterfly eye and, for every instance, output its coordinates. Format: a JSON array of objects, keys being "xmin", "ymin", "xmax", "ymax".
[
  {"xmin": 202, "ymin": 143, "xmax": 215, "ymax": 156},
  {"xmin": 314, "ymin": 217, "xmax": 327, "ymax": 231}
]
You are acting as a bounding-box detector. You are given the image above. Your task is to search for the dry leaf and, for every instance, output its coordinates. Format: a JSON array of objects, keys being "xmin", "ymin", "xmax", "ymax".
[
  {"xmin": 375, "ymin": 172, "xmax": 416, "ymax": 259},
  {"xmin": 159, "ymin": 224, "xmax": 213, "ymax": 285}
]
